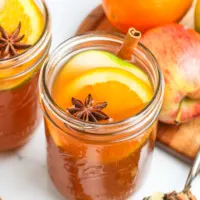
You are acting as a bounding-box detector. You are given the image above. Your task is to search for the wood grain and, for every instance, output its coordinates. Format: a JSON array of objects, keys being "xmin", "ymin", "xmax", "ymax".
[
  {"xmin": 158, "ymin": 120, "xmax": 200, "ymax": 163},
  {"xmin": 76, "ymin": 3, "xmax": 200, "ymax": 162}
]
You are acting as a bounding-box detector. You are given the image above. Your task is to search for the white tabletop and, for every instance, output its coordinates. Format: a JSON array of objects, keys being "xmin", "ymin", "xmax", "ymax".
[{"xmin": 0, "ymin": 0, "xmax": 199, "ymax": 199}]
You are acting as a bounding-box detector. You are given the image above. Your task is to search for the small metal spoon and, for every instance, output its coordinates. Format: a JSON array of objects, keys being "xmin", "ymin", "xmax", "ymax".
[{"xmin": 184, "ymin": 150, "xmax": 200, "ymax": 192}]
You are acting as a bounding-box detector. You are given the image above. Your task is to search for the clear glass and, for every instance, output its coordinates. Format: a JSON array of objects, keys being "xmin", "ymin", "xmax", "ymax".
[
  {"xmin": 0, "ymin": 0, "xmax": 51, "ymax": 151},
  {"xmin": 39, "ymin": 32, "xmax": 164, "ymax": 200}
]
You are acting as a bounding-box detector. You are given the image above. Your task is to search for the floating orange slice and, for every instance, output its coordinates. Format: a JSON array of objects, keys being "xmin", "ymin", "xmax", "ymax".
[
  {"xmin": 0, "ymin": 0, "xmax": 44, "ymax": 44},
  {"xmin": 0, "ymin": 0, "xmax": 45, "ymax": 90},
  {"xmin": 53, "ymin": 67, "xmax": 153, "ymax": 121}
]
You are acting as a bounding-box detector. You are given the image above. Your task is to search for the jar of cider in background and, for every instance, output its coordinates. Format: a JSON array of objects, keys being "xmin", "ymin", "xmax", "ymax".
[{"xmin": 0, "ymin": 0, "xmax": 51, "ymax": 151}]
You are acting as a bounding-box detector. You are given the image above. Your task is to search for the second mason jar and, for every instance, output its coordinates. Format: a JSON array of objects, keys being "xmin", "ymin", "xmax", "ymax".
[
  {"xmin": 0, "ymin": 0, "xmax": 51, "ymax": 151},
  {"xmin": 39, "ymin": 32, "xmax": 164, "ymax": 200}
]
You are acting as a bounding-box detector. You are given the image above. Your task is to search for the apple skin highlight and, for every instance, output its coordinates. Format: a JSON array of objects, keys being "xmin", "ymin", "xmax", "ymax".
[{"xmin": 141, "ymin": 23, "xmax": 200, "ymax": 124}]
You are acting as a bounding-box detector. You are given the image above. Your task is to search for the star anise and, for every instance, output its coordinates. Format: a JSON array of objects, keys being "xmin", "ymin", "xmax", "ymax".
[
  {"xmin": 67, "ymin": 94, "xmax": 109, "ymax": 122},
  {"xmin": 0, "ymin": 22, "xmax": 32, "ymax": 59}
]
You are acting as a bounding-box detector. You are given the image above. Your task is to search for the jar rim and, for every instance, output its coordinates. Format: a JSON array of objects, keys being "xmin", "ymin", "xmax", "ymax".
[
  {"xmin": 0, "ymin": 0, "xmax": 51, "ymax": 69},
  {"xmin": 40, "ymin": 32, "xmax": 164, "ymax": 135}
]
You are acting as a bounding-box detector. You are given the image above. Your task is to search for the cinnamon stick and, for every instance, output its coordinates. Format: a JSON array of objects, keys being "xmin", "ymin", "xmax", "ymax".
[{"xmin": 118, "ymin": 28, "xmax": 141, "ymax": 60}]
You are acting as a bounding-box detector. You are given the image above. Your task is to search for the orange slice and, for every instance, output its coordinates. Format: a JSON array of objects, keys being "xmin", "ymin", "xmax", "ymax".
[
  {"xmin": 0, "ymin": 0, "xmax": 44, "ymax": 44},
  {"xmin": 53, "ymin": 67, "xmax": 153, "ymax": 121},
  {"xmin": 0, "ymin": 0, "xmax": 45, "ymax": 90}
]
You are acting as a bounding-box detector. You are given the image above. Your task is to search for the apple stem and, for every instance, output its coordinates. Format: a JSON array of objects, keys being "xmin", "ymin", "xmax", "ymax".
[{"xmin": 118, "ymin": 28, "xmax": 141, "ymax": 60}]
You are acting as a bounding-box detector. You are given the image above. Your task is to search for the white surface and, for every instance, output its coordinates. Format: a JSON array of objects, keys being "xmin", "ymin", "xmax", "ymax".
[{"xmin": 0, "ymin": 0, "xmax": 200, "ymax": 199}]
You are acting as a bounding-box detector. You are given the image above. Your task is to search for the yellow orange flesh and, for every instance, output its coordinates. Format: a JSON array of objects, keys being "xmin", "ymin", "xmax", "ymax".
[
  {"xmin": 0, "ymin": 0, "xmax": 44, "ymax": 44},
  {"xmin": 53, "ymin": 67, "xmax": 152, "ymax": 121},
  {"xmin": 52, "ymin": 50, "xmax": 153, "ymax": 122},
  {"xmin": 0, "ymin": 0, "xmax": 45, "ymax": 90}
]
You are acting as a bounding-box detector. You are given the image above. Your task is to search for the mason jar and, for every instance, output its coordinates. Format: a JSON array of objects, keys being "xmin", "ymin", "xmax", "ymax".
[
  {"xmin": 0, "ymin": 0, "xmax": 51, "ymax": 151},
  {"xmin": 39, "ymin": 32, "xmax": 164, "ymax": 200}
]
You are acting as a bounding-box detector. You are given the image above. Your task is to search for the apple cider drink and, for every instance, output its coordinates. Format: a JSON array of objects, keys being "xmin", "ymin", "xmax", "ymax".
[
  {"xmin": 0, "ymin": 0, "xmax": 51, "ymax": 151},
  {"xmin": 39, "ymin": 32, "xmax": 164, "ymax": 200}
]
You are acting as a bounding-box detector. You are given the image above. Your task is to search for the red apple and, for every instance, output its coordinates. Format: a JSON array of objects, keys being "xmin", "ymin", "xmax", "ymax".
[{"xmin": 141, "ymin": 24, "xmax": 200, "ymax": 124}]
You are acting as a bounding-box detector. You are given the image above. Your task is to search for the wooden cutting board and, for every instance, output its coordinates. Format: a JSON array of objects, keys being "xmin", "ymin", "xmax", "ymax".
[{"xmin": 76, "ymin": 4, "xmax": 200, "ymax": 163}]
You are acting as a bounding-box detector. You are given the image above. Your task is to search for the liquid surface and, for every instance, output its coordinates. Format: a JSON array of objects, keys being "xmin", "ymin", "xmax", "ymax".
[{"xmin": 52, "ymin": 50, "xmax": 153, "ymax": 122}]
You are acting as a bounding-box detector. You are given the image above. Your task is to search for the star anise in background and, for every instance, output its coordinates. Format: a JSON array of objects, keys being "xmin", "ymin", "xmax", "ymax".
[
  {"xmin": 0, "ymin": 22, "xmax": 32, "ymax": 59},
  {"xmin": 67, "ymin": 94, "xmax": 109, "ymax": 122}
]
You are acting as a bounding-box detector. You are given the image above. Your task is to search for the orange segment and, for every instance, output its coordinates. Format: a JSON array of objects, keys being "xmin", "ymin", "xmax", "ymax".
[
  {"xmin": 73, "ymin": 82, "xmax": 146, "ymax": 121},
  {"xmin": 0, "ymin": 0, "xmax": 45, "ymax": 90},
  {"xmin": 0, "ymin": 0, "xmax": 44, "ymax": 44},
  {"xmin": 53, "ymin": 67, "xmax": 153, "ymax": 121}
]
